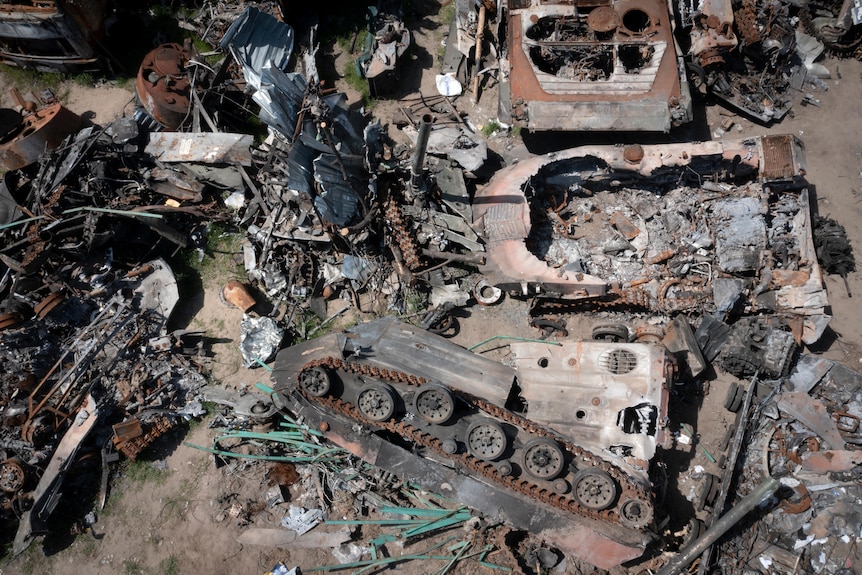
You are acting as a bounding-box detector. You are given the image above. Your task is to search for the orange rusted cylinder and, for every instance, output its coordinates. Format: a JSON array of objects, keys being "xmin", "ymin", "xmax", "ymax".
[
  {"xmin": 0, "ymin": 104, "xmax": 82, "ymax": 171},
  {"xmin": 222, "ymin": 280, "xmax": 256, "ymax": 312}
]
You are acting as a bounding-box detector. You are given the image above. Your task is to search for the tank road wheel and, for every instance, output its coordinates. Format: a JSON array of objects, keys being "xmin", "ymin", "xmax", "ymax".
[
  {"xmin": 299, "ymin": 366, "xmax": 331, "ymax": 397},
  {"xmin": 414, "ymin": 384, "xmax": 455, "ymax": 424},
  {"xmin": 357, "ymin": 383, "xmax": 397, "ymax": 422},
  {"xmin": 618, "ymin": 498, "xmax": 653, "ymax": 528},
  {"xmin": 466, "ymin": 420, "xmax": 508, "ymax": 461},
  {"xmin": 592, "ymin": 323, "xmax": 630, "ymax": 342},
  {"xmin": 572, "ymin": 468, "xmax": 618, "ymax": 510},
  {"xmin": 522, "ymin": 438, "xmax": 565, "ymax": 480}
]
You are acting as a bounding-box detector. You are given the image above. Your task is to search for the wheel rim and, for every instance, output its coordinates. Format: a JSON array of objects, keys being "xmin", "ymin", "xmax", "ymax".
[
  {"xmin": 357, "ymin": 384, "xmax": 396, "ymax": 421},
  {"xmin": 0, "ymin": 460, "xmax": 25, "ymax": 493},
  {"xmin": 299, "ymin": 366, "xmax": 331, "ymax": 397},
  {"xmin": 592, "ymin": 323, "xmax": 629, "ymax": 342},
  {"xmin": 415, "ymin": 385, "xmax": 455, "ymax": 424},
  {"xmin": 523, "ymin": 439, "xmax": 565, "ymax": 480},
  {"xmin": 573, "ymin": 468, "xmax": 617, "ymax": 510},
  {"xmin": 618, "ymin": 498, "xmax": 653, "ymax": 528},
  {"xmin": 466, "ymin": 420, "xmax": 507, "ymax": 460}
]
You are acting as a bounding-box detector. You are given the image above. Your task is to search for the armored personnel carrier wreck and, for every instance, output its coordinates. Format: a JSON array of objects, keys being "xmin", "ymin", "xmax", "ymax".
[{"xmin": 272, "ymin": 317, "xmax": 672, "ymax": 569}]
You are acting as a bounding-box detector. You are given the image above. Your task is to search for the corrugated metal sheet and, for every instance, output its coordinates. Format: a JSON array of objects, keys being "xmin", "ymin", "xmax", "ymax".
[
  {"xmin": 312, "ymin": 154, "xmax": 364, "ymax": 226},
  {"xmin": 253, "ymin": 65, "xmax": 307, "ymax": 142},
  {"xmin": 220, "ymin": 7, "xmax": 294, "ymax": 91}
]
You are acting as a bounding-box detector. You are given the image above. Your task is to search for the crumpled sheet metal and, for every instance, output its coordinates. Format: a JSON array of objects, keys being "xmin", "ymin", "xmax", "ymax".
[
  {"xmin": 240, "ymin": 314, "xmax": 284, "ymax": 368},
  {"xmin": 801, "ymin": 449, "xmax": 862, "ymax": 472},
  {"xmin": 740, "ymin": 359, "xmax": 862, "ymax": 575},
  {"xmin": 422, "ymin": 125, "xmax": 487, "ymax": 172},
  {"xmin": 253, "ymin": 65, "xmax": 308, "ymax": 142},
  {"xmin": 219, "ymin": 6, "xmax": 295, "ymax": 92},
  {"xmin": 13, "ymin": 395, "xmax": 99, "ymax": 555},
  {"xmin": 776, "ymin": 391, "xmax": 845, "ymax": 450},
  {"xmin": 133, "ymin": 258, "xmax": 179, "ymax": 324}
]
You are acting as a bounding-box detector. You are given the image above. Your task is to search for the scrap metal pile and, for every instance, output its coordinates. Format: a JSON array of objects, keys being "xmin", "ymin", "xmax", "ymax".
[
  {"xmin": 441, "ymin": 0, "xmax": 860, "ymax": 131},
  {"xmin": 0, "ymin": 1, "xmax": 859, "ymax": 574},
  {"xmin": 0, "ymin": 118, "xmax": 241, "ymax": 550}
]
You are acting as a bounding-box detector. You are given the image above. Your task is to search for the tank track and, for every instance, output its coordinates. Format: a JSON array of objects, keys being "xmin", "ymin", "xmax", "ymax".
[
  {"xmin": 296, "ymin": 356, "xmax": 655, "ymax": 530},
  {"xmin": 800, "ymin": 0, "xmax": 862, "ymax": 58},
  {"xmin": 529, "ymin": 286, "xmax": 709, "ymax": 316},
  {"xmin": 384, "ymin": 196, "xmax": 421, "ymax": 270},
  {"xmin": 735, "ymin": 0, "xmax": 762, "ymax": 47}
]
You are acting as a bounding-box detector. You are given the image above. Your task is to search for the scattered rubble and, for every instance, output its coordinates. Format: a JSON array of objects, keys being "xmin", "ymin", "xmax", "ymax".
[{"xmin": 0, "ymin": 1, "xmax": 860, "ymax": 574}]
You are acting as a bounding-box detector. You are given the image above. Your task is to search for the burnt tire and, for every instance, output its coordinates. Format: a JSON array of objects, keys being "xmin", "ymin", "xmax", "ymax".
[
  {"xmin": 592, "ymin": 323, "xmax": 630, "ymax": 342},
  {"xmin": 724, "ymin": 382, "xmax": 744, "ymax": 412}
]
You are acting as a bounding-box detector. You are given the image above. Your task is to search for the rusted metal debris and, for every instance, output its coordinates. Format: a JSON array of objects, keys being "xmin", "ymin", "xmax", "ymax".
[
  {"xmin": 0, "ymin": 3, "xmax": 859, "ymax": 573},
  {"xmin": 436, "ymin": 1, "xmax": 860, "ymax": 130},
  {"xmin": 0, "ymin": 103, "xmax": 82, "ymax": 171},
  {"xmin": 0, "ymin": 0, "xmax": 108, "ymax": 72},
  {"xmin": 500, "ymin": 0, "xmax": 693, "ymax": 131},
  {"xmin": 0, "ymin": 116, "xmax": 223, "ymax": 551},
  {"xmin": 474, "ymin": 135, "xmax": 829, "ymax": 344},
  {"xmin": 136, "ymin": 43, "xmax": 195, "ymax": 131}
]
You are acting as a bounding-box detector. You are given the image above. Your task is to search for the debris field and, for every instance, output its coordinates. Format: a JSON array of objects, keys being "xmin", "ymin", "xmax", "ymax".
[{"xmin": 0, "ymin": 1, "xmax": 860, "ymax": 574}]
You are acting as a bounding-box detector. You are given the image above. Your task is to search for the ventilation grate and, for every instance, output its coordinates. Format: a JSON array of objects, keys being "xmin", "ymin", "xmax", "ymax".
[{"xmin": 598, "ymin": 349, "xmax": 638, "ymax": 374}]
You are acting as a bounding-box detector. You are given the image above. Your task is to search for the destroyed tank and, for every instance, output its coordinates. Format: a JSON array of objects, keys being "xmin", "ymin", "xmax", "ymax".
[
  {"xmin": 473, "ymin": 135, "xmax": 830, "ymax": 345},
  {"xmin": 272, "ymin": 317, "xmax": 673, "ymax": 569}
]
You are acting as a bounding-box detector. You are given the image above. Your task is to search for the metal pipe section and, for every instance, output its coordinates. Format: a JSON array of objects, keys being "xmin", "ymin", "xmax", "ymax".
[
  {"xmin": 655, "ymin": 475, "xmax": 780, "ymax": 575},
  {"xmin": 410, "ymin": 114, "xmax": 433, "ymax": 188}
]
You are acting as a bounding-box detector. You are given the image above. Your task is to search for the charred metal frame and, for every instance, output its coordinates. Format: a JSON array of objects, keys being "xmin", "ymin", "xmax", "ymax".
[
  {"xmin": 504, "ymin": 0, "xmax": 692, "ymax": 131},
  {"xmin": 272, "ymin": 318, "xmax": 673, "ymax": 569},
  {"xmin": 474, "ymin": 135, "xmax": 830, "ymax": 344},
  {"xmin": 0, "ymin": 0, "xmax": 107, "ymax": 72}
]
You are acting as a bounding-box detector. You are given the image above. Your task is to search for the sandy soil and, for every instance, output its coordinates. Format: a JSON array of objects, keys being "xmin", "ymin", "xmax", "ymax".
[{"xmin": 2, "ymin": 4, "xmax": 862, "ymax": 575}]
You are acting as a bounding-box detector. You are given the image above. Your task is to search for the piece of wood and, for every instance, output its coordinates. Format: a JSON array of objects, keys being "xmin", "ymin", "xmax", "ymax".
[{"xmin": 471, "ymin": 4, "xmax": 486, "ymax": 104}]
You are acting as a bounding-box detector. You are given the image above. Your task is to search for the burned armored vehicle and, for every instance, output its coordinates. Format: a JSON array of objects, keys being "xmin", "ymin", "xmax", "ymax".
[
  {"xmin": 499, "ymin": 0, "xmax": 693, "ymax": 131},
  {"xmin": 474, "ymin": 135, "xmax": 830, "ymax": 345},
  {"xmin": 0, "ymin": 0, "xmax": 108, "ymax": 72},
  {"xmin": 273, "ymin": 317, "xmax": 672, "ymax": 569}
]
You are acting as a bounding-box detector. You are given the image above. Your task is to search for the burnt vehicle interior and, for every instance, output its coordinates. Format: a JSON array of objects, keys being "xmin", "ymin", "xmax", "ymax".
[{"xmin": 501, "ymin": 0, "xmax": 693, "ymax": 131}]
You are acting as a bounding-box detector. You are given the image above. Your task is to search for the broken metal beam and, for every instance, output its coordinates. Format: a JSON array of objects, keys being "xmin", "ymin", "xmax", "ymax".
[{"xmin": 655, "ymin": 476, "xmax": 780, "ymax": 575}]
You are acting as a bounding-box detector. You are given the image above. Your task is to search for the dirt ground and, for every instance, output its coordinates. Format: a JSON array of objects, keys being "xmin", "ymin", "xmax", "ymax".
[{"xmin": 2, "ymin": 4, "xmax": 862, "ymax": 574}]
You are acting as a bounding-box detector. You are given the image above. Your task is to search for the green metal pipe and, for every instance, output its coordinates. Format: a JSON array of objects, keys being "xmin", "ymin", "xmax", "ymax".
[
  {"xmin": 0, "ymin": 215, "xmax": 46, "ymax": 230},
  {"xmin": 62, "ymin": 206, "xmax": 163, "ymax": 219},
  {"xmin": 183, "ymin": 441, "xmax": 345, "ymax": 463}
]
